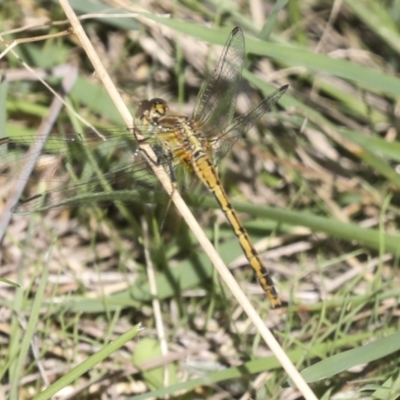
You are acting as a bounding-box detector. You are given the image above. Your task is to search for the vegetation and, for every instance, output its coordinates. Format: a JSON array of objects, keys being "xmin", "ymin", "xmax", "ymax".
[{"xmin": 0, "ymin": 0, "xmax": 399, "ymax": 399}]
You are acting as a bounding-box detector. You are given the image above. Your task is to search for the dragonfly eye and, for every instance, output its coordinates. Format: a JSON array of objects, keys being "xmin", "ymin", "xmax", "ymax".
[
  {"xmin": 148, "ymin": 98, "xmax": 168, "ymax": 119},
  {"xmin": 135, "ymin": 98, "xmax": 168, "ymax": 126}
]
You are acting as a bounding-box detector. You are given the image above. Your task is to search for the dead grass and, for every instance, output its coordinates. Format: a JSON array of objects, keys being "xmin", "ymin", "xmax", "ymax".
[{"xmin": 1, "ymin": 0, "xmax": 400, "ymax": 399}]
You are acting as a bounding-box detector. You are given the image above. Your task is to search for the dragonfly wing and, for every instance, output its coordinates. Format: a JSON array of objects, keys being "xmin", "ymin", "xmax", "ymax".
[
  {"xmin": 212, "ymin": 85, "xmax": 288, "ymax": 162},
  {"xmin": 10, "ymin": 161, "xmax": 163, "ymax": 213},
  {"xmin": 193, "ymin": 27, "xmax": 245, "ymax": 135},
  {"xmin": 0, "ymin": 128, "xmax": 181, "ymax": 213},
  {"xmin": 0, "ymin": 129, "xmax": 136, "ymax": 182}
]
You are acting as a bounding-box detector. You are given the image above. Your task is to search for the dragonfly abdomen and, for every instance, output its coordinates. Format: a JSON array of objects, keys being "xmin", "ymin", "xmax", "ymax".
[{"xmin": 191, "ymin": 149, "xmax": 281, "ymax": 308}]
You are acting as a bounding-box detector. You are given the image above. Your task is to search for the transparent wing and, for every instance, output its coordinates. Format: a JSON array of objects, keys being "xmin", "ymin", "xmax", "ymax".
[
  {"xmin": 1, "ymin": 128, "xmax": 135, "ymax": 182},
  {"xmin": 211, "ymin": 85, "xmax": 288, "ymax": 163},
  {"xmin": 0, "ymin": 126, "xmax": 187, "ymax": 213},
  {"xmin": 193, "ymin": 27, "xmax": 245, "ymax": 136}
]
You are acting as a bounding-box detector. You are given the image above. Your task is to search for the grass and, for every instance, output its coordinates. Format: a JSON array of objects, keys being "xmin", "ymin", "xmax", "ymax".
[{"xmin": 1, "ymin": 0, "xmax": 400, "ymax": 399}]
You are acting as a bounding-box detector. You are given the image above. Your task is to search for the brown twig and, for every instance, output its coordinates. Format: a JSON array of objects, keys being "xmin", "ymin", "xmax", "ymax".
[
  {"xmin": 0, "ymin": 28, "xmax": 73, "ymax": 46},
  {"xmin": 0, "ymin": 65, "xmax": 78, "ymax": 243}
]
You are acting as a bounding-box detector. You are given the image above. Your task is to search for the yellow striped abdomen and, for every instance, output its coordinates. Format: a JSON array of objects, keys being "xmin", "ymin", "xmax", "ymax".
[{"xmin": 192, "ymin": 151, "xmax": 281, "ymax": 308}]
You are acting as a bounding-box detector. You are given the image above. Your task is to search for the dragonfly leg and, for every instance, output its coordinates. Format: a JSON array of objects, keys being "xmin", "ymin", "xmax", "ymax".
[{"xmin": 165, "ymin": 150, "xmax": 177, "ymax": 184}]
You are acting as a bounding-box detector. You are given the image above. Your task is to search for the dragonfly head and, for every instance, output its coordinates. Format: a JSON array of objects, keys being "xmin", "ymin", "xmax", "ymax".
[{"xmin": 135, "ymin": 98, "xmax": 168, "ymax": 127}]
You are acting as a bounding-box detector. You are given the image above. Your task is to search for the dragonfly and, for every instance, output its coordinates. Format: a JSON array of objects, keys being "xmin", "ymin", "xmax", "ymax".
[{"xmin": 0, "ymin": 27, "xmax": 287, "ymax": 307}]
